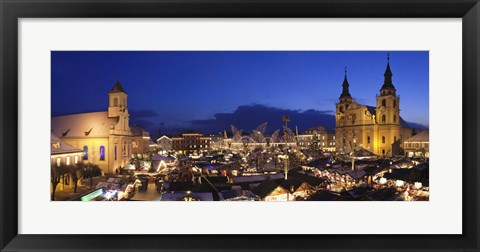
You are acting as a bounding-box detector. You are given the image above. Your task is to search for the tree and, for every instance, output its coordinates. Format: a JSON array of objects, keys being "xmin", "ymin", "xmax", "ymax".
[
  {"xmin": 51, "ymin": 164, "xmax": 68, "ymax": 201},
  {"xmin": 79, "ymin": 163, "xmax": 102, "ymax": 188},
  {"xmin": 68, "ymin": 164, "xmax": 81, "ymax": 193}
]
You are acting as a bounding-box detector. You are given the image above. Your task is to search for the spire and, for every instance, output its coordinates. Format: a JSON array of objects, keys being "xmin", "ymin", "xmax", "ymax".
[
  {"xmin": 339, "ymin": 66, "xmax": 352, "ymax": 99},
  {"xmin": 381, "ymin": 53, "xmax": 396, "ymax": 91},
  {"xmin": 109, "ymin": 80, "xmax": 128, "ymax": 94}
]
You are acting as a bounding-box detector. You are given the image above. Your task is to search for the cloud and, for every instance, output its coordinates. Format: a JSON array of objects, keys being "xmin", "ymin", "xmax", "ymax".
[{"xmin": 189, "ymin": 104, "xmax": 335, "ymax": 134}]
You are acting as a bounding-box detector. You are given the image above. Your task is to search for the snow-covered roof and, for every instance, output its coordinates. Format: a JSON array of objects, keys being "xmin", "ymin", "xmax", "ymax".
[
  {"xmin": 51, "ymin": 133, "xmax": 83, "ymax": 155},
  {"xmin": 157, "ymin": 135, "xmax": 172, "ymax": 142},
  {"xmin": 233, "ymin": 173, "xmax": 284, "ymax": 183},
  {"xmin": 51, "ymin": 111, "xmax": 118, "ymax": 138},
  {"xmin": 405, "ymin": 130, "xmax": 429, "ymax": 142}
]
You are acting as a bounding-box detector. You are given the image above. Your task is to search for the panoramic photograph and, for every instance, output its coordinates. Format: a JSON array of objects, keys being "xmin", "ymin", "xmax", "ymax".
[{"xmin": 50, "ymin": 51, "xmax": 429, "ymax": 201}]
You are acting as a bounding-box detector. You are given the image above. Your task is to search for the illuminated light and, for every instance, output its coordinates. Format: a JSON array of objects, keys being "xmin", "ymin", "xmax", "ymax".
[
  {"xmin": 379, "ymin": 177, "xmax": 387, "ymax": 185},
  {"xmin": 395, "ymin": 180, "xmax": 404, "ymax": 187},
  {"xmin": 81, "ymin": 189, "xmax": 103, "ymax": 202},
  {"xmin": 414, "ymin": 182, "xmax": 422, "ymax": 189}
]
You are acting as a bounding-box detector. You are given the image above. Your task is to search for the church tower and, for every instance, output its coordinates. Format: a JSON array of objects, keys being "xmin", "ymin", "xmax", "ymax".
[
  {"xmin": 376, "ymin": 55, "xmax": 400, "ymax": 126},
  {"xmin": 108, "ymin": 81, "xmax": 130, "ymax": 132},
  {"xmin": 336, "ymin": 67, "xmax": 353, "ymax": 120}
]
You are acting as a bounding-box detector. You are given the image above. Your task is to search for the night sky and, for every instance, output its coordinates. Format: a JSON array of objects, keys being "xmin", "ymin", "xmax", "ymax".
[{"xmin": 51, "ymin": 51, "xmax": 429, "ymax": 139}]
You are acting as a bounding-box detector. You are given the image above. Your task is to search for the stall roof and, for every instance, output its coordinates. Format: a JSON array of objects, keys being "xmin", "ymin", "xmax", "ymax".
[
  {"xmin": 251, "ymin": 180, "xmax": 283, "ymax": 198},
  {"xmin": 160, "ymin": 192, "xmax": 213, "ymax": 201},
  {"xmin": 307, "ymin": 191, "xmax": 338, "ymax": 201}
]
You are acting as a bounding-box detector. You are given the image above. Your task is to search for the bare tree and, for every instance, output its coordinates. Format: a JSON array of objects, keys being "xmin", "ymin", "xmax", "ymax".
[{"xmin": 51, "ymin": 164, "xmax": 68, "ymax": 201}]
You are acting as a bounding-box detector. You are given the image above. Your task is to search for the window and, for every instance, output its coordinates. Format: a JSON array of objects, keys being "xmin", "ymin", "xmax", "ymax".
[
  {"xmin": 382, "ymin": 115, "xmax": 386, "ymax": 123},
  {"xmin": 382, "ymin": 136, "xmax": 385, "ymax": 144},
  {"xmin": 394, "ymin": 115, "xmax": 397, "ymax": 122},
  {"xmin": 123, "ymin": 141, "xmax": 127, "ymax": 156},
  {"xmin": 100, "ymin": 146, "xmax": 105, "ymax": 160},
  {"xmin": 382, "ymin": 149, "xmax": 385, "ymax": 155},
  {"xmin": 83, "ymin": 146, "xmax": 88, "ymax": 160},
  {"xmin": 66, "ymin": 156, "xmax": 71, "ymax": 165},
  {"xmin": 74, "ymin": 155, "xmax": 79, "ymax": 164},
  {"xmin": 114, "ymin": 97, "xmax": 118, "ymax": 106},
  {"xmin": 56, "ymin": 157, "xmax": 61, "ymax": 167},
  {"xmin": 393, "ymin": 100, "xmax": 396, "ymax": 108},
  {"xmin": 367, "ymin": 136, "xmax": 370, "ymax": 144},
  {"xmin": 114, "ymin": 145, "xmax": 117, "ymax": 160},
  {"xmin": 382, "ymin": 99, "xmax": 386, "ymax": 107},
  {"xmin": 339, "ymin": 106, "xmax": 343, "ymax": 112}
]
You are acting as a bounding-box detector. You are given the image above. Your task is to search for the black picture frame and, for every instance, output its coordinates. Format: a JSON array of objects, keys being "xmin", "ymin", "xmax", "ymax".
[{"xmin": 1, "ymin": 0, "xmax": 478, "ymax": 251}]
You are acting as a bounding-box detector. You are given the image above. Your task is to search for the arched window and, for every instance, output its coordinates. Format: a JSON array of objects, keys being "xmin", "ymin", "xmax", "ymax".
[
  {"xmin": 99, "ymin": 146, "xmax": 105, "ymax": 160},
  {"xmin": 382, "ymin": 99, "xmax": 386, "ymax": 107},
  {"xmin": 367, "ymin": 136, "xmax": 371, "ymax": 144},
  {"xmin": 382, "ymin": 136, "xmax": 385, "ymax": 144},
  {"xmin": 123, "ymin": 141, "xmax": 127, "ymax": 156},
  {"xmin": 382, "ymin": 115, "xmax": 386, "ymax": 123},
  {"xmin": 393, "ymin": 100, "xmax": 396, "ymax": 108},
  {"xmin": 339, "ymin": 106, "xmax": 343, "ymax": 112},
  {"xmin": 113, "ymin": 98, "xmax": 118, "ymax": 106},
  {"xmin": 382, "ymin": 149, "xmax": 385, "ymax": 155},
  {"xmin": 83, "ymin": 146, "xmax": 88, "ymax": 160},
  {"xmin": 114, "ymin": 144, "xmax": 117, "ymax": 160},
  {"xmin": 394, "ymin": 115, "xmax": 397, "ymax": 122}
]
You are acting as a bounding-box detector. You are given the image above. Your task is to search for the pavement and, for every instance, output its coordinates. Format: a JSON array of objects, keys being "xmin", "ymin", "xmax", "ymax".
[{"xmin": 130, "ymin": 182, "xmax": 163, "ymax": 201}]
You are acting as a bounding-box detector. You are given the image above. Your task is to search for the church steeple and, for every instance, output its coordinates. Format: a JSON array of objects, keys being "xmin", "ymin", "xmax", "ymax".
[
  {"xmin": 339, "ymin": 67, "xmax": 352, "ymax": 101},
  {"xmin": 380, "ymin": 53, "xmax": 396, "ymax": 94}
]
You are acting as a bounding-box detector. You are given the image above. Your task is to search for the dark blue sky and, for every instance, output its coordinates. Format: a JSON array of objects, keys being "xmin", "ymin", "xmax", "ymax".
[{"xmin": 51, "ymin": 51, "xmax": 429, "ymax": 138}]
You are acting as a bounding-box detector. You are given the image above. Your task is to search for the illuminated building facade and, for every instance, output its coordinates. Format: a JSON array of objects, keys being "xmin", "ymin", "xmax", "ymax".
[
  {"xmin": 51, "ymin": 81, "xmax": 133, "ymax": 173},
  {"xmin": 297, "ymin": 126, "xmax": 336, "ymax": 152},
  {"xmin": 404, "ymin": 130, "xmax": 429, "ymax": 158},
  {"xmin": 335, "ymin": 58, "xmax": 413, "ymax": 156},
  {"xmin": 156, "ymin": 135, "xmax": 173, "ymax": 151},
  {"xmin": 172, "ymin": 133, "xmax": 211, "ymax": 154},
  {"xmin": 131, "ymin": 125, "xmax": 151, "ymax": 158}
]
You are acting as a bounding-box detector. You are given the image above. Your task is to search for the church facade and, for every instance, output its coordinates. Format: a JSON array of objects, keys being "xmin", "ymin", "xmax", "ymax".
[
  {"xmin": 51, "ymin": 81, "xmax": 133, "ymax": 174},
  {"xmin": 335, "ymin": 58, "xmax": 413, "ymax": 157}
]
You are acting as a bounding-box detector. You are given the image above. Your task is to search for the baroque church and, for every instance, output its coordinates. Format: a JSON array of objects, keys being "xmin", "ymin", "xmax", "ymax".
[
  {"xmin": 51, "ymin": 81, "xmax": 132, "ymax": 174},
  {"xmin": 335, "ymin": 57, "xmax": 413, "ymax": 157}
]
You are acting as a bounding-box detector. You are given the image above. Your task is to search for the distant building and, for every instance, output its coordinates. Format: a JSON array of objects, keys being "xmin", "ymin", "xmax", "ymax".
[
  {"xmin": 51, "ymin": 81, "xmax": 133, "ymax": 174},
  {"xmin": 297, "ymin": 126, "xmax": 336, "ymax": 152},
  {"xmin": 156, "ymin": 135, "xmax": 172, "ymax": 151},
  {"xmin": 335, "ymin": 57, "xmax": 413, "ymax": 156},
  {"xmin": 404, "ymin": 130, "xmax": 429, "ymax": 158},
  {"xmin": 131, "ymin": 125, "xmax": 151, "ymax": 158},
  {"xmin": 172, "ymin": 133, "xmax": 211, "ymax": 155}
]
